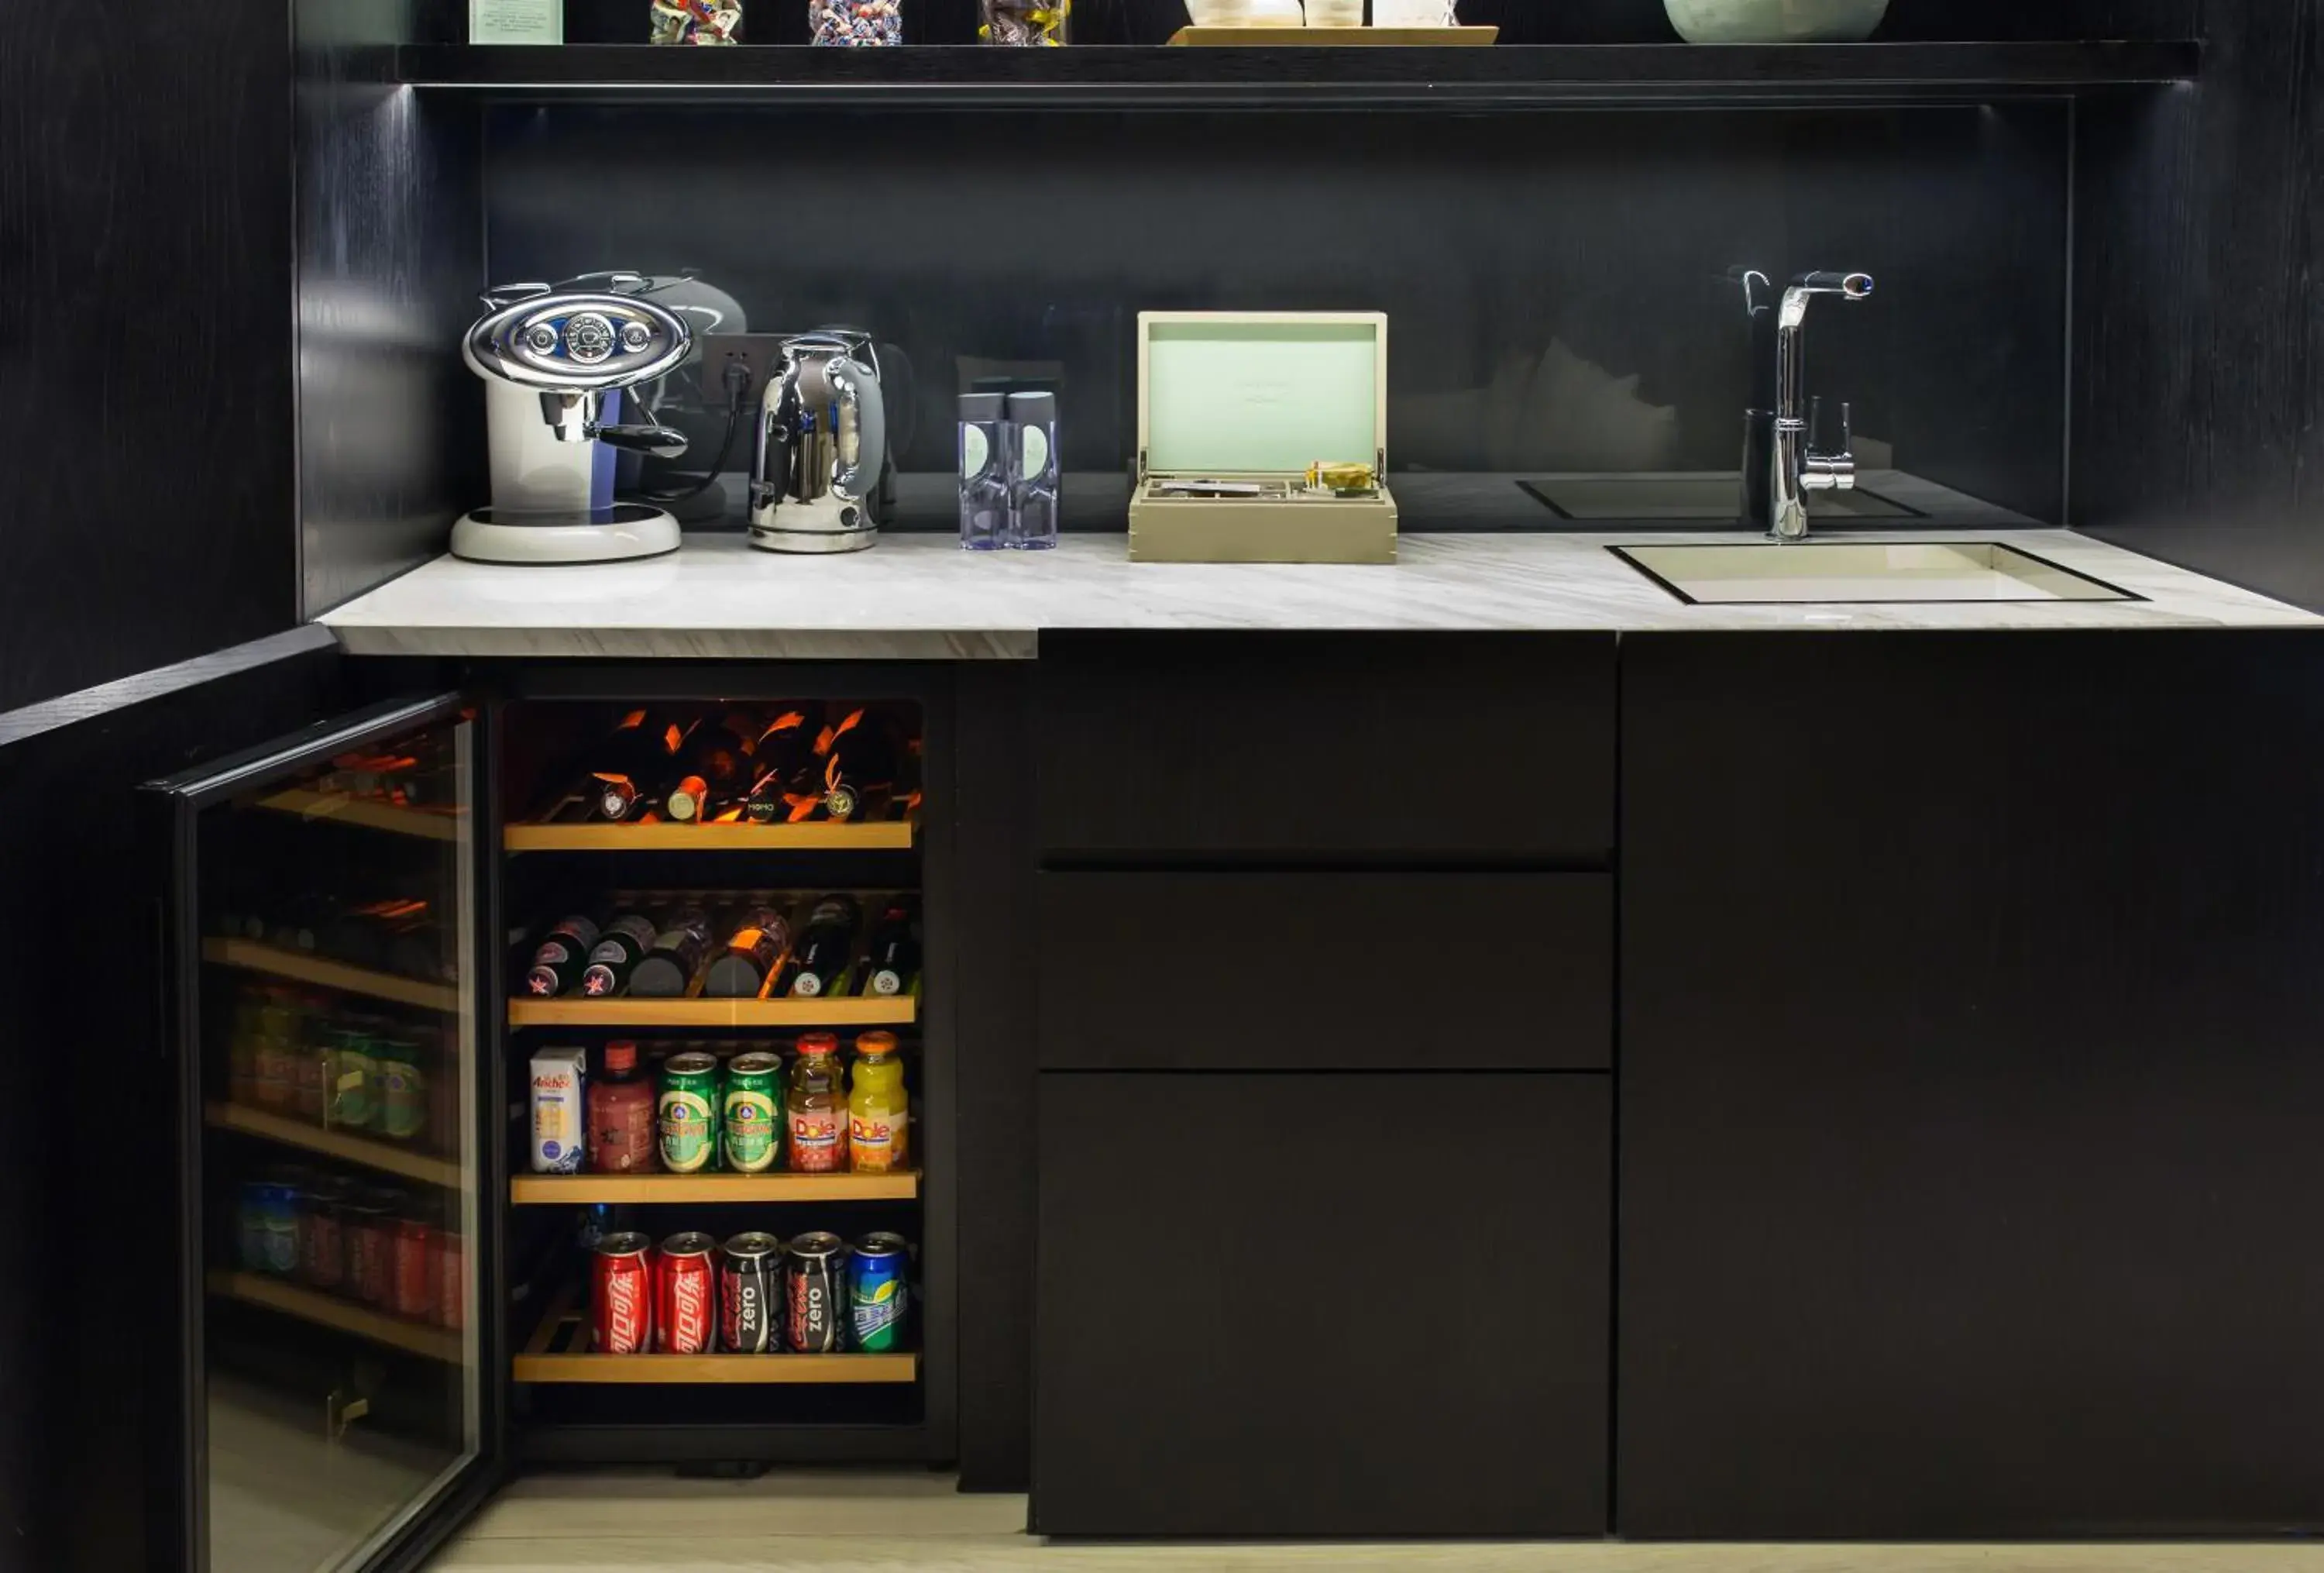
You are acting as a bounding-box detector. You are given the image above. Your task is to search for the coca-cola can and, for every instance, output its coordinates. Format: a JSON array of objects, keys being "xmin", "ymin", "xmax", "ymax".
[
  {"xmin": 656, "ymin": 1231, "xmax": 718, "ymax": 1354},
  {"xmin": 785, "ymin": 1231, "xmax": 848, "ymax": 1354},
  {"xmin": 591, "ymin": 1231, "xmax": 654, "ymax": 1354},
  {"xmin": 720, "ymin": 1232, "xmax": 782, "ymax": 1354}
]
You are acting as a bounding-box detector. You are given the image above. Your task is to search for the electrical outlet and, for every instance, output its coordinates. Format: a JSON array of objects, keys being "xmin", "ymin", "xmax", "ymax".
[{"xmin": 700, "ymin": 333, "xmax": 788, "ymax": 404}]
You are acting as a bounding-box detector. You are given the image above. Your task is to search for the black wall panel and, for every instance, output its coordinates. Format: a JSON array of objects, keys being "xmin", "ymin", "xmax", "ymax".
[
  {"xmin": 484, "ymin": 101, "xmax": 2070, "ymax": 526},
  {"xmin": 2075, "ymin": 0, "xmax": 2324, "ymax": 611},
  {"xmin": 0, "ymin": 7, "xmax": 297, "ymax": 711}
]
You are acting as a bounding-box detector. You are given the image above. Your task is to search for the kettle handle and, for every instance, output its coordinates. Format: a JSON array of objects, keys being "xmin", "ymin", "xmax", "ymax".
[{"xmin": 829, "ymin": 357, "xmax": 887, "ymax": 506}]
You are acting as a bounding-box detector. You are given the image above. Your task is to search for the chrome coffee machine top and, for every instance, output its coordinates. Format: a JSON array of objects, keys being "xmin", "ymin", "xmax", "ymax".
[
  {"xmin": 748, "ymin": 332, "xmax": 890, "ymax": 555},
  {"xmin": 452, "ymin": 275, "xmax": 696, "ymax": 565}
]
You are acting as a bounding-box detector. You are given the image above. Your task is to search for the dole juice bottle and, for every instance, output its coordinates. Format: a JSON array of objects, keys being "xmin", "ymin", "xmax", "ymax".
[
  {"xmin": 848, "ymin": 1032, "xmax": 907, "ymax": 1174},
  {"xmin": 786, "ymin": 1034, "xmax": 848, "ymax": 1173}
]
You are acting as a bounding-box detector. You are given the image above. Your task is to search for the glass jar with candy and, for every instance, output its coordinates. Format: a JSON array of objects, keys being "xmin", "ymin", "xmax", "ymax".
[{"xmin": 809, "ymin": 0, "xmax": 902, "ymax": 43}]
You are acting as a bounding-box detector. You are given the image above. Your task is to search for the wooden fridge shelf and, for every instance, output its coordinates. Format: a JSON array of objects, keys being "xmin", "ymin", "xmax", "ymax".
[
  {"xmin": 505, "ymin": 815, "xmax": 916, "ymax": 853},
  {"xmin": 207, "ymin": 1101, "xmax": 463, "ymax": 1189},
  {"xmin": 515, "ymin": 1282, "xmax": 916, "ymax": 1384},
  {"xmin": 257, "ymin": 788, "xmax": 462, "ymax": 842},
  {"xmin": 208, "ymin": 1271, "xmax": 462, "ymax": 1364},
  {"xmin": 512, "ymin": 1169, "xmax": 920, "ymax": 1204},
  {"xmin": 508, "ymin": 995, "xmax": 915, "ymax": 1029},
  {"xmin": 204, "ymin": 938, "xmax": 461, "ymax": 1014}
]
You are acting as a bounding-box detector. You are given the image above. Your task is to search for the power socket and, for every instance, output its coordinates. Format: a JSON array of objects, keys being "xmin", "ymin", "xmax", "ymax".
[{"xmin": 700, "ymin": 333, "xmax": 788, "ymax": 404}]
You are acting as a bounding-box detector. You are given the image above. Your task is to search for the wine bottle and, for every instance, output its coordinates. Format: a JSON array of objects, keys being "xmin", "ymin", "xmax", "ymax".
[
  {"xmin": 588, "ymin": 709, "xmax": 695, "ymax": 822},
  {"xmin": 785, "ymin": 894, "xmax": 862, "ymax": 998},
  {"xmin": 703, "ymin": 905, "xmax": 794, "ymax": 998},
  {"xmin": 665, "ymin": 714, "xmax": 758, "ymax": 823},
  {"xmin": 856, "ymin": 897, "xmax": 922, "ymax": 998},
  {"xmin": 743, "ymin": 704, "xmax": 825, "ymax": 824},
  {"xmin": 524, "ymin": 914, "xmax": 601, "ymax": 997},
  {"xmin": 818, "ymin": 708, "xmax": 899, "ymax": 823},
  {"xmin": 626, "ymin": 907, "xmax": 714, "ymax": 998},
  {"xmin": 579, "ymin": 912, "xmax": 658, "ymax": 997}
]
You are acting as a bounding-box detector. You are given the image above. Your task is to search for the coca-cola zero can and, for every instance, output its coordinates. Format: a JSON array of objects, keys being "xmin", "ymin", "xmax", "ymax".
[
  {"xmin": 720, "ymin": 1232, "xmax": 782, "ymax": 1354},
  {"xmin": 591, "ymin": 1231, "xmax": 653, "ymax": 1354},
  {"xmin": 786, "ymin": 1231, "xmax": 847, "ymax": 1354},
  {"xmin": 656, "ymin": 1231, "xmax": 718, "ymax": 1354}
]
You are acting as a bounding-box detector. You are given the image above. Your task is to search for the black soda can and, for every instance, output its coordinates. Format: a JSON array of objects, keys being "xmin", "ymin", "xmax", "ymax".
[
  {"xmin": 720, "ymin": 1232, "xmax": 783, "ymax": 1354},
  {"xmin": 785, "ymin": 1231, "xmax": 848, "ymax": 1353}
]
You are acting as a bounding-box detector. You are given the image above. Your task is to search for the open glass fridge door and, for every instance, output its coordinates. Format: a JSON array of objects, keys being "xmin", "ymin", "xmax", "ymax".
[{"xmin": 146, "ymin": 694, "xmax": 500, "ymax": 1573}]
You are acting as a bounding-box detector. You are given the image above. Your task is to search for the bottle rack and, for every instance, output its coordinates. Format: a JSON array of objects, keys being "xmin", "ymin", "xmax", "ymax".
[{"xmin": 499, "ymin": 695, "xmax": 934, "ymax": 1434}]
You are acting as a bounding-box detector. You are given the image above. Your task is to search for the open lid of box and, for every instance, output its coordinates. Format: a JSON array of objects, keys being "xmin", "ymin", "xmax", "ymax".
[{"xmin": 1136, "ymin": 312, "xmax": 1388, "ymax": 480}]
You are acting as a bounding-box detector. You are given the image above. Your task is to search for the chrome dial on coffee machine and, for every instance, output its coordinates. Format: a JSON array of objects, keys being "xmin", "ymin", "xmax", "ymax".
[{"xmin": 748, "ymin": 332, "xmax": 890, "ymax": 554}]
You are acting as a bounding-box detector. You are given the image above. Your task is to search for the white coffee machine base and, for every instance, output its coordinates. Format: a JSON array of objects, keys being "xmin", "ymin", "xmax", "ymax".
[{"xmin": 450, "ymin": 504, "xmax": 682, "ymax": 565}]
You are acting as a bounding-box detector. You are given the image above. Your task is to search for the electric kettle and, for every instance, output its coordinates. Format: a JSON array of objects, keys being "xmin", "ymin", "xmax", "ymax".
[
  {"xmin": 748, "ymin": 332, "xmax": 889, "ymax": 554},
  {"xmin": 452, "ymin": 277, "xmax": 695, "ymax": 565}
]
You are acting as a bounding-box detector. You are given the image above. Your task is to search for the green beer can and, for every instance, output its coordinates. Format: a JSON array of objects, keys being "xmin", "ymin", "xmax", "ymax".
[
  {"xmin": 658, "ymin": 1052, "xmax": 722, "ymax": 1174},
  {"xmin": 723, "ymin": 1052, "xmax": 782, "ymax": 1173}
]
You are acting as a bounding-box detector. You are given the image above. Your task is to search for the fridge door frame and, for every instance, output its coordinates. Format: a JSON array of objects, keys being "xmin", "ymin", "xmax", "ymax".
[{"xmin": 145, "ymin": 689, "xmax": 507, "ymax": 1573}]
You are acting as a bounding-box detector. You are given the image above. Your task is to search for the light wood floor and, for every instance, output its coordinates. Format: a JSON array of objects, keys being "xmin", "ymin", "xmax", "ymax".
[{"xmin": 426, "ymin": 1471, "xmax": 2324, "ymax": 1572}]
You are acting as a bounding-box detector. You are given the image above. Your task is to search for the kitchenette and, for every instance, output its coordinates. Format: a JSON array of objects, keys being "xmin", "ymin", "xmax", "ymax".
[{"xmin": 10, "ymin": 3, "xmax": 2324, "ymax": 1571}]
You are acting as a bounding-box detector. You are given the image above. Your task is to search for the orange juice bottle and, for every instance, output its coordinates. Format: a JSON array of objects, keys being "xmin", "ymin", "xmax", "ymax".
[{"xmin": 848, "ymin": 1032, "xmax": 908, "ymax": 1173}]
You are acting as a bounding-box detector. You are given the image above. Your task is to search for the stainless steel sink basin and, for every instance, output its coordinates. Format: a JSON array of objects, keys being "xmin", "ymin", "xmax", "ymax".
[{"xmin": 1611, "ymin": 541, "xmax": 2138, "ymax": 606}]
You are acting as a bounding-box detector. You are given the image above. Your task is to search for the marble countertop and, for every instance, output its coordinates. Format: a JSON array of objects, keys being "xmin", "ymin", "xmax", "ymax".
[{"xmin": 319, "ymin": 530, "xmax": 2319, "ymax": 660}]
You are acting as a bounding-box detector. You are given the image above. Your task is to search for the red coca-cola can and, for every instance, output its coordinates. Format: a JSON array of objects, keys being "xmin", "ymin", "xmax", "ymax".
[
  {"xmin": 435, "ymin": 1229, "xmax": 465, "ymax": 1330},
  {"xmin": 392, "ymin": 1216, "xmax": 435, "ymax": 1320},
  {"xmin": 655, "ymin": 1231, "xmax": 718, "ymax": 1354},
  {"xmin": 592, "ymin": 1231, "xmax": 654, "ymax": 1354}
]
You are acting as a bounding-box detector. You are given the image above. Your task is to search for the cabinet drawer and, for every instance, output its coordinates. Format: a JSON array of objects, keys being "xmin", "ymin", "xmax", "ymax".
[
  {"xmin": 1036, "ymin": 632, "xmax": 1616, "ymax": 861},
  {"xmin": 1034, "ymin": 1072, "xmax": 1611, "ymax": 1538},
  {"xmin": 1038, "ymin": 871, "xmax": 1611, "ymax": 1071}
]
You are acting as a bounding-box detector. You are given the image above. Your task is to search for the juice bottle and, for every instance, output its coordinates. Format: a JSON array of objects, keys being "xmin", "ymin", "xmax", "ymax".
[
  {"xmin": 786, "ymin": 1034, "xmax": 848, "ymax": 1172},
  {"xmin": 848, "ymin": 1032, "xmax": 907, "ymax": 1173}
]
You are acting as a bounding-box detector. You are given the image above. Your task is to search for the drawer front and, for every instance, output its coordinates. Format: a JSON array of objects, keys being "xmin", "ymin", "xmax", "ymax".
[
  {"xmin": 1039, "ymin": 871, "xmax": 1611, "ymax": 1071},
  {"xmin": 1035, "ymin": 1072, "xmax": 1611, "ymax": 1538},
  {"xmin": 1035, "ymin": 632, "xmax": 1616, "ymax": 861}
]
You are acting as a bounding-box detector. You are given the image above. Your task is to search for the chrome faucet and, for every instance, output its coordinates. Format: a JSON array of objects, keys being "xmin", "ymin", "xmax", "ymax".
[{"xmin": 1769, "ymin": 270, "xmax": 1873, "ymax": 542}]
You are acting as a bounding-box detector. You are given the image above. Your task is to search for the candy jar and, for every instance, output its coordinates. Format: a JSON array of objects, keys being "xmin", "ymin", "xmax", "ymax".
[
  {"xmin": 810, "ymin": 0, "xmax": 902, "ymax": 44},
  {"xmin": 649, "ymin": 0, "xmax": 744, "ymax": 43},
  {"xmin": 981, "ymin": 0, "xmax": 1067, "ymax": 45}
]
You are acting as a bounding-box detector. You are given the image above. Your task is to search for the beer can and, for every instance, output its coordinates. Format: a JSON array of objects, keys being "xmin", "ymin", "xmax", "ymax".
[
  {"xmin": 348, "ymin": 1189, "xmax": 398, "ymax": 1306},
  {"xmin": 591, "ymin": 1231, "xmax": 654, "ymax": 1354},
  {"xmin": 849, "ymin": 1233, "xmax": 910, "ymax": 1353},
  {"xmin": 656, "ymin": 1231, "xmax": 719, "ymax": 1354},
  {"xmin": 722, "ymin": 1052, "xmax": 783, "ymax": 1173},
  {"xmin": 658, "ymin": 1052, "xmax": 721, "ymax": 1175},
  {"xmin": 786, "ymin": 1232, "xmax": 848, "ymax": 1354},
  {"xmin": 720, "ymin": 1232, "xmax": 783, "ymax": 1353}
]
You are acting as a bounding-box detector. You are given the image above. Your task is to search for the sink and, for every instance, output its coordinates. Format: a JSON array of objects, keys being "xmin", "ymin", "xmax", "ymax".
[{"xmin": 1611, "ymin": 541, "xmax": 2139, "ymax": 606}]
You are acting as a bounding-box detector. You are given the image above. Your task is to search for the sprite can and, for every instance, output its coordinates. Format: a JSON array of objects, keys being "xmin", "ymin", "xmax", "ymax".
[
  {"xmin": 723, "ymin": 1052, "xmax": 782, "ymax": 1173},
  {"xmin": 658, "ymin": 1052, "xmax": 722, "ymax": 1174},
  {"xmin": 848, "ymin": 1232, "xmax": 909, "ymax": 1353}
]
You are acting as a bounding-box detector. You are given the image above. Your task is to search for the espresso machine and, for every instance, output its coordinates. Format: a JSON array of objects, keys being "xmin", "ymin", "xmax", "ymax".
[
  {"xmin": 452, "ymin": 277, "xmax": 695, "ymax": 565},
  {"xmin": 748, "ymin": 329, "xmax": 894, "ymax": 554}
]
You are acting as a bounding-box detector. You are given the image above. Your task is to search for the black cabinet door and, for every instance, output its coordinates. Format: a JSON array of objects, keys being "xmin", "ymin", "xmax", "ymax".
[
  {"xmin": 1036, "ymin": 1072, "xmax": 1610, "ymax": 1537},
  {"xmin": 1619, "ymin": 630, "xmax": 2324, "ymax": 1537},
  {"xmin": 1039, "ymin": 871, "xmax": 1611, "ymax": 1070},
  {"xmin": 1035, "ymin": 632, "xmax": 1617, "ymax": 862}
]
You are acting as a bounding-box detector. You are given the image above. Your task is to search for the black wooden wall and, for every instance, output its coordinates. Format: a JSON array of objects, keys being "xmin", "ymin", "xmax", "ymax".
[
  {"xmin": 2075, "ymin": 0, "xmax": 2324, "ymax": 611},
  {"xmin": 0, "ymin": 8, "xmax": 298, "ymax": 713}
]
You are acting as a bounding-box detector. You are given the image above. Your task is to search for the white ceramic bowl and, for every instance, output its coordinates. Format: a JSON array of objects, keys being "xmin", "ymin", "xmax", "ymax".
[{"xmin": 1663, "ymin": 0, "xmax": 1888, "ymax": 43}]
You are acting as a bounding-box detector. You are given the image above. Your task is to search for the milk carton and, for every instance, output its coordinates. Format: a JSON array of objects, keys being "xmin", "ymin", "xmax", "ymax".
[{"xmin": 530, "ymin": 1046, "xmax": 589, "ymax": 1174}]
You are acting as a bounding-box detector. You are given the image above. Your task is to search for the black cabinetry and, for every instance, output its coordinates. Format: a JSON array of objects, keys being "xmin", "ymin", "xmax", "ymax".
[
  {"xmin": 1618, "ymin": 630, "xmax": 2324, "ymax": 1537},
  {"xmin": 1030, "ymin": 633, "xmax": 1618, "ymax": 1537},
  {"xmin": 1037, "ymin": 1073, "xmax": 1610, "ymax": 1539}
]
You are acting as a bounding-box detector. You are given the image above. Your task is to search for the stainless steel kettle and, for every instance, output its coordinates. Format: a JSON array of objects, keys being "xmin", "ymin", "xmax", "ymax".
[{"xmin": 748, "ymin": 332, "xmax": 889, "ymax": 554}]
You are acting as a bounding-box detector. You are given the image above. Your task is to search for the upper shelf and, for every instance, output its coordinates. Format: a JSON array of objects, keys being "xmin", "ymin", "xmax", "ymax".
[{"xmin": 394, "ymin": 41, "xmax": 2201, "ymax": 108}]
